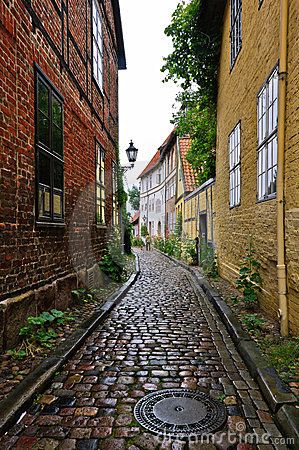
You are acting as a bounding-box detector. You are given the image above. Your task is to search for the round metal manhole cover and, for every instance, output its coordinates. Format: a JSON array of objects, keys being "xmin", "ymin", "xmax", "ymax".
[{"xmin": 134, "ymin": 388, "xmax": 227, "ymax": 438}]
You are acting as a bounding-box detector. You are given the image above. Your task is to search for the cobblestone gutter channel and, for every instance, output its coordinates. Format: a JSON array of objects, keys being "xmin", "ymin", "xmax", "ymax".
[
  {"xmin": 155, "ymin": 249, "xmax": 299, "ymax": 448},
  {"xmin": 0, "ymin": 250, "xmax": 297, "ymax": 449}
]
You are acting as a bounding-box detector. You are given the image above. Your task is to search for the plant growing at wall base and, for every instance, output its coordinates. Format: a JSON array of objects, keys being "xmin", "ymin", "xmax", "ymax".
[
  {"xmin": 99, "ymin": 228, "xmax": 126, "ymax": 282},
  {"xmin": 242, "ymin": 313, "xmax": 265, "ymax": 332},
  {"xmin": 200, "ymin": 240, "xmax": 218, "ymax": 278},
  {"xmin": 181, "ymin": 238, "xmax": 198, "ymax": 265},
  {"xmin": 236, "ymin": 238, "xmax": 262, "ymax": 309},
  {"xmin": 8, "ymin": 309, "xmax": 74, "ymax": 359}
]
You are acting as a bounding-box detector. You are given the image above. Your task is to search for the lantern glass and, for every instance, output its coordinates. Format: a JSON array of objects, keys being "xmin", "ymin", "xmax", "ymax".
[{"xmin": 126, "ymin": 140, "xmax": 138, "ymax": 163}]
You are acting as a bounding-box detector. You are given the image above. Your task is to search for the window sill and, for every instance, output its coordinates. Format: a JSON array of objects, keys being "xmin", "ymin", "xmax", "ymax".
[
  {"xmin": 36, "ymin": 221, "xmax": 65, "ymax": 228},
  {"xmin": 229, "ymin": 203, "xmax": 241, "ymax": 210},
  {"xmin": 96, "ymin": 224, "xmax": 107, "ymax": 229},
  {"xmin": 257, "ymin": 194, "xmax": 277, "ymax": 204}
]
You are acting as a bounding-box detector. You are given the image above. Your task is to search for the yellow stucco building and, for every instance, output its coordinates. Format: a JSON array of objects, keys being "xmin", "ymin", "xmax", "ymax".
[{"xmin": 199, "ymin": 0, "xmax": 299, "ymax": 334}]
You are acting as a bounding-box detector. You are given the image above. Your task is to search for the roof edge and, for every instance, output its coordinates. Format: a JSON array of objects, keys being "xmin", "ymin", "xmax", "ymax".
[
  {"xmin": 112, "ymin": 0, "xmax": 126, "ymax": 70},
  {"xmin": 184, "ymin": 177, "xmax": 215, "ymax": 201}
]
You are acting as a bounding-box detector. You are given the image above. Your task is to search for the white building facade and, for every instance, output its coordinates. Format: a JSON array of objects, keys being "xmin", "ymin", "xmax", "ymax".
[{"xmin": 139, "ymin": 153, "xmax": 166, "ymax": 238}]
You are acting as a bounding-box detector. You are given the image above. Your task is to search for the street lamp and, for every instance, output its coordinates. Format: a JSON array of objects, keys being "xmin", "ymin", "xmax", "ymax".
[{"xmin": 122, "ymin": 140, "xmax": 138, "ymax": 171}]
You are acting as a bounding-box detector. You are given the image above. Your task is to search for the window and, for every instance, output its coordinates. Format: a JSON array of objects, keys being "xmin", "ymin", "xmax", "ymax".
[
  {"xmin": 92, "ymin": 0, "xmax": 103, "ymax": 89},
  {"xmin": 36, "ymin": 69, "xmax": 64, "ymax": 223},
  {"xmin": 229, "ymin": 123, "xmax": 241, "ymax": 207},
  {"xmin": 112, "ymin": 162, "xmax": 118, "ymax": 226},
  {"xmin": 156, "ymin": 199, "xmax": 161, "ymax": 214},
  {"xmin": 96, "ymin": 143, "xmax": 105, "ymax": 224},
  {"xmin": 231, "ymin": 0, "xmax": 242, "ymax": 67},
  {"xmin": 257, "ymin": 67, "xmax": 278, "ymax": 200},
  {"xmin": 156, "ymin": 171, "xmax": 161, "ymax": 185}
]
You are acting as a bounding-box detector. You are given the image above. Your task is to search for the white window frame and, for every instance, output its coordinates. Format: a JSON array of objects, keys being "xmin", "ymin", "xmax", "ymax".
[
  {"xmin": 229, "ymin": 122, "xmax": 241, "ymax": 208},
  {"xmin": 92, "ymin": 0, "xmax": 103, "ymax": 89},
  {"xmin": 257, "ymin": 66, "xmax": 278, "ymax": 201},
  {"xmin": 230, "ymin": 0, "xmax": 242, "ymax": 68}
]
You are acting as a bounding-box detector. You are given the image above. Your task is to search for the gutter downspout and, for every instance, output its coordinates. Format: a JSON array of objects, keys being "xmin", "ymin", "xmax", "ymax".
[{"xmin": 277, "ymin": 0, "xmax": 289, "ymax": 336}]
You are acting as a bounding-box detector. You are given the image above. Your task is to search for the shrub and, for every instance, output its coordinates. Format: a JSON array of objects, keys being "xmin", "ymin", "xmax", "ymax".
[
  {"xmin": 181, "ymin": 238, "xmax": 198, "ymax": 265},
  {"xmin": 153, "ymin": 237, "xmax": 165, "ymax": 252},
  {"xmin": 236, "ymin": 238, "xmax": 262, "ymax": 309},
  {"xmin": 99, "ymin": 228, "xmax": 126, "ymax": 282},
  {"xmin": 132, "ymin": 237, "xmax": 144, "ymax": 247},
  {"xmin": 141, "ymin": 224, "xmax": 148, "ymax": 237},
  {"xmin": 200, "ymin": 240, "xmax": 218, "ymax": 277}
]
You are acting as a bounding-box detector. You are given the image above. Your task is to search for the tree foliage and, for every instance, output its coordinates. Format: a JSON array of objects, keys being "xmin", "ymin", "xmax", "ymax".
[
  {"xmin": 162, "ymin": 0, "xmax": 221, "ymax": 185},
  {"xmin": 128, "ymin": 185, "xmax": 140, "ymax": 211}
]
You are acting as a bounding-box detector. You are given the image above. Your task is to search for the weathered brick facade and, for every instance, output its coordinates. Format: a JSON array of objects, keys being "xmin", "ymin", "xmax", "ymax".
[
  {"xmin": 200, "ymin": 0, "xmax": 299, "ymax": 333},
  {"xmin": 0, "ymin": 0, "xmax": 125, "ymax": 348}
]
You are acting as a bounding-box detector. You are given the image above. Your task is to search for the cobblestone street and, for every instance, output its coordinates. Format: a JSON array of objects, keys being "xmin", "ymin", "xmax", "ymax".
[{"xmin": 1, "ymin": 251, "xmax": 286, "ymax": 449}]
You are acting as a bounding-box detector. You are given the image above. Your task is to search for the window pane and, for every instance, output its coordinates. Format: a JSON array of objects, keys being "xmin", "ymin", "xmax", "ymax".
[
  {"xmin": 54, "ymin": 160, "xmax": 63, "ymax": 189},
  {"xmin": 38, "ymin": 80, "xmax": 49, "ymax": 116},
  {"xmin": 38, "ymin": 113, "xmax": 50, "ymax": 147},
  {"xmin": 52, "ymin": 96, "xmax": 62, "ymax": 128},
  {"xmin": 53, "ymin": 192, "xmax": 62, "ymax": 216},
  {"xmin": 39, "ymin": 151, "xmax": 51, "ymax": 186},
  {"xmin": 39, "ymin": 186, "xmax": 51, "ymax": 218},
  {"xmin": 53, "ymin": 125, "xmax": 63, "ymax": 155}
]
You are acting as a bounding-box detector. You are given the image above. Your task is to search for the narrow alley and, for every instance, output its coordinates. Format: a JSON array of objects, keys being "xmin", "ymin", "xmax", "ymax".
[{"xmin": 1, "ymin": 251, "xmax": 285, "ymax": 449}]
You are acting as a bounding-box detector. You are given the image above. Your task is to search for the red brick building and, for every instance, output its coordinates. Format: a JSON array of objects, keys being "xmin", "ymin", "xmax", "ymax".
[{"xmin": 0, "ymin": 0, "xmax": 126, "ymax": 348}]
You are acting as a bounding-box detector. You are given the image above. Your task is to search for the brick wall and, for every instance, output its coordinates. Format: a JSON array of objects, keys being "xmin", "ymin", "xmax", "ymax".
[
  {"xmin": 0, "ymin": 0, "xmax": 122, "ymax": 347},
  {"xmin": 215, "ymin": 0, "xmax": 280, "ymax": 319}
]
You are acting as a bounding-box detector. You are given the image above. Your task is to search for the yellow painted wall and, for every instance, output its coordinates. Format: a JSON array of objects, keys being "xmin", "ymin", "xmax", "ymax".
[{"xmin": 214, "ymin": 0, "xmax": 299, "ymax": 327}]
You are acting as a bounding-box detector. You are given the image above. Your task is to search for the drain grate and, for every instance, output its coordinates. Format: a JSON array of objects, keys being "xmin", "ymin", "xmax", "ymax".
[{"xmin": 134, "ymin": 388, "xmax": 227, "ymax": 438}]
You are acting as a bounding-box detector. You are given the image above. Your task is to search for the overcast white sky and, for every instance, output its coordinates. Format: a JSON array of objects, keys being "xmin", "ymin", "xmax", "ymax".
[{"xmin": 118, "ymin": 0, "xmax": 179, "ymax": 187}]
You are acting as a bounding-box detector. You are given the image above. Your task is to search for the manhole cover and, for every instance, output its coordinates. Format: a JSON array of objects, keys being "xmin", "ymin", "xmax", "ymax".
[{"xmin": 134, "ymin": 388, "xmax": 227, "ymax": 438}]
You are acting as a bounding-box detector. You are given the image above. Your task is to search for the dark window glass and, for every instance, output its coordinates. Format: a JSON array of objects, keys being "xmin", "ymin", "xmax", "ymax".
[
  {"xmin": 39, "ymin": 152, "xmax": 51, "ymax": 186},
  {"xmin": 36, "ymin": 71, "xmax": 64, "ymax": 223},
  {"xmin": 38, "ymin": 113, "xmax": 50, "ymax": 147},
  {"xmin": 38, "ymin": 81, "xmax": 49, "ymax": 115},
  {"xmin": 52, "ymin": 96, "xmax": 62, "ymax": 128},
  {"xmin": 52, "ymin": 125, "xmax": 63, "ymax": 155},
  {"xmin": 54, "ymin": 160, "xmax": 63, "ymax": 190}
]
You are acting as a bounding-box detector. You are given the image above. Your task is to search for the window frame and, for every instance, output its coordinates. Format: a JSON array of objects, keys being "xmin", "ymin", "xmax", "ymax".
[
  {"xmin": 257, "ymin": 66, "xmax": 279, "ymax": 202},
  {"xmin": 230, "ymin": 0, "xmax": 242, "ymax": 69},
  {"xmin": 92, "ymin": 0, "xmax": 104, "ymax": 92},
  {"xmin": 35, "ymin": 65, "xmax": 64, "ymax": 226},
  {"xmin": 95, "ymin": 141, "xmax": 106, "ymax": 225},
  {"xmin": 229, "ymin": 122, "xmax": 241, "ymax": 208},
  {"xmin": 112, "ymin": 161, "xmax": 118, "ymax": 226}
]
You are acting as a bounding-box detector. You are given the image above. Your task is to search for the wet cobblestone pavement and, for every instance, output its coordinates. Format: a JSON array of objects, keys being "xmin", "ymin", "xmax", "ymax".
[{"xmin": 1, "ymin": 251, "xmax": 288, "ymax": 449}]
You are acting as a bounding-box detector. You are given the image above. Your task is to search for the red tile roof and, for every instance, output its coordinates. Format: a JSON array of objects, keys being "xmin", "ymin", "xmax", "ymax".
[
  {"xmin": 138, "ymin": 128, "xmax": 177, "ymax": 179},
  {"xmin": 138, "ymin": 148, "xmax": 161, "ymax": 179},
  {"xmin": 178, "ymin": 136, "xmax": 196, "ymax": 193},
  {"xmin": 131, "ymin": 211, "xmax": 140, "ymax": 224}
]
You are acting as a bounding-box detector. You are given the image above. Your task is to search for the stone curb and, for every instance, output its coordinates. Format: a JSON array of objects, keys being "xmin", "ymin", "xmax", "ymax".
[
  {"xmin": 154, "ymin": 249, "xmax": 299, "ymax": 447},
  {"xmin": 0, "ymin": 254, "xmax": 140, "ymax": 435}
]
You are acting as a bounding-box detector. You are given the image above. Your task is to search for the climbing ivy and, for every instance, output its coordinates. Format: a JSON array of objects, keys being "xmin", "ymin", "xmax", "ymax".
[{"xmin": 162, "ymin": 0, "xmax": 221, "ymax": 185}]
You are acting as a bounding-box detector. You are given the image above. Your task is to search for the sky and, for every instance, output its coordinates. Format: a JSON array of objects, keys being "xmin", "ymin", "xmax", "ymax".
[{"xmin": 118, "ymin": 0, "xmax": 179, "ymax": 187}]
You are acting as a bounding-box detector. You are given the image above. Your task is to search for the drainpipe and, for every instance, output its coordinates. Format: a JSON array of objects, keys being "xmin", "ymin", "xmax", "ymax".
[{"xmin": 277, "ymin": 0, "xmax": 289, "ymax": 336}]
